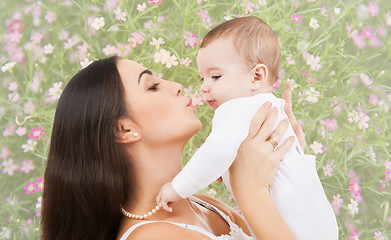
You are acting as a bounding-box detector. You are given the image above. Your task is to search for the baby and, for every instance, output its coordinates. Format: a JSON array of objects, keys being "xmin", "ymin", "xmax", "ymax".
[{"xmin": 157, "ymin": 17, "xmax": 338, "ymax": 240}]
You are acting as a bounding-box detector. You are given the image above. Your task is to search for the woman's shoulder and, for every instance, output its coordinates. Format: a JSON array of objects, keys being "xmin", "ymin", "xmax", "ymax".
[
  {"xmin": 193, "ymin": 193, "xmax": 250, "ymax": 236},
  {"xmin": 122, "ymin": 221, "xmax": 210, "ymax": 240}
]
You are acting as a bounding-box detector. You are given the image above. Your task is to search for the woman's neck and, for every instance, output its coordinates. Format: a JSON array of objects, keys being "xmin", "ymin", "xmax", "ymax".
[{"xmin": 124, "ymin": 141, "xmax": 189, "ymax": 218}]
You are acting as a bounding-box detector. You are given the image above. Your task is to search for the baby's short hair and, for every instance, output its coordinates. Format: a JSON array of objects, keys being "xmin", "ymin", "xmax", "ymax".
[{"xmin": 200, "ymin": 16, "xmax": 280, "ymax": 84}]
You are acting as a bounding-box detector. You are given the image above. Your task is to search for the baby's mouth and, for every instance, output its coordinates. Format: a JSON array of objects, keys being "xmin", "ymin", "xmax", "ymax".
[{"xmin": 206, "ymin": 100, "xmax": 217, "ymax": 109}]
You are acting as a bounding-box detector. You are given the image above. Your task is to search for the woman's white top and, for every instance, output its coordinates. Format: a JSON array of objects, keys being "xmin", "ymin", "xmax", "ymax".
[
  {"xmin": 120, "ymin": 196, "xmax": 252, "ymax": 240},
  {"xmin": 172, "ymin": 93, "xmax": 338, "ymax": 240}
]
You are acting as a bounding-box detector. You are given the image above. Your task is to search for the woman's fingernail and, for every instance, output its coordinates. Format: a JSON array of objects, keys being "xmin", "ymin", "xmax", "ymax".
[{"xmin": 265, "ymin": 101, "xmax": 272, "ymax": 108}]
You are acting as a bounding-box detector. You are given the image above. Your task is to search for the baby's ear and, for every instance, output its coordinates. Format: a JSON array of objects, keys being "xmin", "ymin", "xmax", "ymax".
[
  {"xmin": 116, "ymin": 117, "xmax": 141, "ymax": 144},
  {"xmin": 250, "ymin": 64, "xmax": 269, "ymax": 91}
]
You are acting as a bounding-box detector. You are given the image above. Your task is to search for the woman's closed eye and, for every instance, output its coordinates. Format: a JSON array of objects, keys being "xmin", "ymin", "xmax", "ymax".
[{"xmin": 148, "ymin": 83, "xmax": 160, "ymax": 91}]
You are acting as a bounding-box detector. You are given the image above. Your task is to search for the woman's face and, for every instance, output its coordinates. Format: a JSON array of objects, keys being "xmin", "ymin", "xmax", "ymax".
[{"xmin": 117, "ymin": 59, "xmax": 202, "ymax": 146}]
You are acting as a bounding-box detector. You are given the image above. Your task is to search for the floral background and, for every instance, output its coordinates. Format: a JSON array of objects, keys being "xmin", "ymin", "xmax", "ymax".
[{"xmin": 0, "ymin": 0, "xmax": 390, "ymax": 239}]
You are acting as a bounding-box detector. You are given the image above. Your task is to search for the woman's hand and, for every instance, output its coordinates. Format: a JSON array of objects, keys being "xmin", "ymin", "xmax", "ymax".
[
  {"xmin": 282, "ymin": 80, "xmax": 306, "ymax": 151},
  {"xmin": 229, "ymin": 102, "xmax": 296, "ymax": 240},
  {"xmin": 229, "ymin": 102, "xmax": 294, "ymax": 199}
]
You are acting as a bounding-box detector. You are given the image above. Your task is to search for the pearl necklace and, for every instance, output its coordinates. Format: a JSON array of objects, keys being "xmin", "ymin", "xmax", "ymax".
[{"xmin": 120, "ymin": 203, "xmax": 162, "ymax": 220}]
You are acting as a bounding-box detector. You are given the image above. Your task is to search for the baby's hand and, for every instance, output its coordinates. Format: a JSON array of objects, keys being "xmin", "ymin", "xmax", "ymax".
[{"xmin": 156, "ymin": 182, "xmax": 182, "ymax": 212}]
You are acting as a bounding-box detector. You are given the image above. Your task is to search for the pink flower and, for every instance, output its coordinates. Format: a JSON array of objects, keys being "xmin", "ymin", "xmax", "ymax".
[
  {"xmin": 362, "ymin": 27, "xmax": 374, "ymax": 38},
  {"xmin": 349, "ymin": 230, "xmax": 359, "ymax": 240},
  {"xmin": 197, "ymin": 0, "xmax": 207, "ymax": 4},
  {"xmin": 196, "ymin": 9, "xmax": 211, "ymax": 24},
  {"xmin": 20, "ymin": 160, "xmax": 35, "ymax": 174},
  {"xmin": 347, "ymin": 26, "xmax": 366, "ymax": 49},
  {"xmin": 148, "ymin": 0, "xmax": 162, "ymax": 5},
  {"xmin": 28, "ymin": 126, "xmax": 45, "ymax": 140},
  {"xmin": 1, "ymin": 147, "xmax": 10, "ymax": 159},
  {"xmin": 349, "ymin": 179, "xmax": 361, "ymax": 197},
  {"xmin": 325, "ymin": 119, "xmax": 338, "ymax": 131},
  {"xmin": 374, "ymin": 231, "xmax": 386, "ymax": 240},
  {"xmin": 34, "ymin": 177, "xmax": 44, "ymax": 192},
  {"xmin": 191, "ymin": 94, "xmax": 204, "ymax": 106},
  {"xmin": 128, "ymin": 32, "xmax": 145, "ymax": 48},
  {"xmin": 291, "ymin": 13, "xmax": 302, "ymax": 23},
  {"xmin": 332, "ymin": 194, "xmax": 343, "ymax": 215},
  {"xmin": 323, "ymin": 160, "xmax": 335, "ymax": 176},
  {"xmin": 2, "ymin": 159, "xmax": 18, "ymax": 176},
  {"xmin": 24, "ymin": 180, "xmax": 36, "ymax": 195},
  {"xmin": 272, "ymin": 79, "xmax": 280, "ymax": 91},
  {"xmin": 385, "ymin": 159, "xmax": 391, "ymax": 182},
  {"xmin": 184, "ymin": 32, "xmax": 198, "ymax": 47},
  {"xmin": 369, "ymin": 94, "xmax": 378, "ymax": 105},
  {"xmin": 24, "ymin": 177, "xmax": 44, "ymax": 195},
  {"xmin": 241, "ymin": 0, "xmax": 254, "ymax": 14},
  {"xmin": 286, "ymin": 54, "xmax": 296, "ymax": 65},
  {"xmin": 44, "ymin": 11, "xmax": 57, "ymax": 24},
  {"xmin": 180, "ymin": 57, "xmax": 192, "ymax": 67},
  {"xmin": 368, "ymin": 2, "xmax": 379, "ymax": 17}
]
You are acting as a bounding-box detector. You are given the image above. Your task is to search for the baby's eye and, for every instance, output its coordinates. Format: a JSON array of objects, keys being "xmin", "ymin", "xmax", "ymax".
[
  {"xmin": 148, "ymin": 83, "xmax": 160, "ymax": 91},
  {"xmin": 212, "ymin": 75, "xmax": 221, "ymax": 80}
]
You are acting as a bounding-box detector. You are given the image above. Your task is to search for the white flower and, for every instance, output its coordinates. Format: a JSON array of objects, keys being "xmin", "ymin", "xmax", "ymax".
[
  {"xmin": 154, "ymin": 49, "xmax": 171, "ymax": 64},
  {"xmin": 304, "ymin": 87, "xmax": 320, "ymax": 103},
  {"xmin": 310, "ymin": 141, "xmax": 324, "ymax": 154},
  {"xmin": 297, "ymin": 40, "xmax": 309, "ymax": 52},
  {"xmin": 150, "ymin": 37, "xmax": 165, "ymax": 48},
  {"xmin": 2, "ymin": 159, "xmax": 18, "ymax": 176},
  {"xmin": 16, "ymin": 127, "xmax": 26, "ymax": 136},
  {"xmin": 8, "ymin": 81, "xmax": 18, "ymax": 92},
  {"xmin": 64, "ymin": 38, "xmax": 77, "ymax": 49},
  {"xmin": 258, "ymin": 0, "xmax": 267, "ymax": 6},
  {"xmin": 1, "ymin": 62, "xmax": 16, "ymax": 72},
  {"xmin": 102, "ymin": 44, "xmax": 118, "ymax": 56},
  {"xmin": 359, "ymin": 73, "xmax": 373, "ymax": 86},
  {"xmin": 309, "ymin": 18, "xmax": 320, "ymax": 29},
  {"xmin": 48, "ymin": 82, "xmax": 63, "ymax": 100},
  {"xmin": 356, "ymin": 3, "xmax": 370, "ymax": 20},
  {"xmin": 90, "ymin": 17, "xmax": 105, "ymax": 30},
  {"xmin": 22, "ymin": 139, "xmax": 37, "ymax": 152},
  {"xmin": 165, "ymin": 55, "xmax": 178, "ymax": 68},
  {"xmin": 358, "ymin": 115, "xmax": 369, "ymax": 129},
  {"xmin": 303, "ymin": 52, "xmax": 323, "ymax": 71},
  {"xmin": 43, "ymin": 43, "xmax": 54, "ymax": 54},
  {"xmin": 137, "ymin": 3, "xmax": 147, "ymax": 12},
  {"xmin": 334, "ymin": 8, "xmax": 341, "ymax": 15},
  {"xmin": 114, "ymin": 7, "xmax": 127, "ymax": 21},
  {"xmin": 80, "ymin": 58, "xmax": 92, "ymax": 69},
  {"xmin": 348, "ymin": 199, "xmax": 359, "ymax": 216},
  {"xmin": 0, "ymin": 227, "xmax": 11, "ymax": 239}
]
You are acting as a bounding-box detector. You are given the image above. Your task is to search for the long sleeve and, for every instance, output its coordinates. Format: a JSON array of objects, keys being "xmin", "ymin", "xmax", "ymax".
[{"xmin": 172, "ymin": 96, "xmax": 261, "ymax": 198}]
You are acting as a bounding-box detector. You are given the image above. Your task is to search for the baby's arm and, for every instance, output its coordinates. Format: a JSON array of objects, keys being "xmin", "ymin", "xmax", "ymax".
[{"xmin": 157, "ymin": 99, "xmax": 258, "ymax": 210}]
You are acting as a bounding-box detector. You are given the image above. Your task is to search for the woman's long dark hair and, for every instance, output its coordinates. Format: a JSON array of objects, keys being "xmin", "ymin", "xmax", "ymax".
[{"xmin": 42, "ymin": 56, "xmax": 134, "ymax": 239}]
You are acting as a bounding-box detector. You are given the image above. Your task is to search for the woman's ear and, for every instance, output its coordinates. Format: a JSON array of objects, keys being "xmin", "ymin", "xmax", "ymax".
[
  {"xmin": 250, "ymin": 64, "xmax": 269, "ymax": 91},
  {"xmin": 116, "ymin": 117, "xmax": 141, "ymax": 144}
]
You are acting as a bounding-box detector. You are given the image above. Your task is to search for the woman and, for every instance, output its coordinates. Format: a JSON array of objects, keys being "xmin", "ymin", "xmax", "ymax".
[{"xmin": 42, "ymin": 56, "xmax": 304, "ymax": 239}]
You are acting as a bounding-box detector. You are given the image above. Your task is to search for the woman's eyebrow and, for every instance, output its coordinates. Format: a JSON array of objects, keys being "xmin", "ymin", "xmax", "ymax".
[{"xmin": 138, "ymin": 69, "xmax": 153, "ymax": 84}]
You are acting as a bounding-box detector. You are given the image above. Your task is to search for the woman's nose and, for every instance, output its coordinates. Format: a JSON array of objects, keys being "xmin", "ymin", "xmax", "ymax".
[{"xmin": 174, "ymin": 81, "xmax": 183, "ymax": 96}]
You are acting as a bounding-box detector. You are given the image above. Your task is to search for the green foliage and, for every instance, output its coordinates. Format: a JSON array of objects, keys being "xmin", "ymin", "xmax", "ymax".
[{"xmin": 0, "ymin": 0, "xmax": 390, "ymax": 239}]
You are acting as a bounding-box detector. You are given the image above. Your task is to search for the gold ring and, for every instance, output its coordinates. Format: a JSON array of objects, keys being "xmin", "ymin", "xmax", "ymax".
[{"xmin": 266, "ymin": 137, "xmax": 278, "ymax": 149}]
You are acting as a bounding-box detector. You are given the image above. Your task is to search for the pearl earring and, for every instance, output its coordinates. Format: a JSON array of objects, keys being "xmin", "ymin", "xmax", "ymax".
[{"xmin": 133, "ymin": 132, "xmax": 139, "ymax": 138}]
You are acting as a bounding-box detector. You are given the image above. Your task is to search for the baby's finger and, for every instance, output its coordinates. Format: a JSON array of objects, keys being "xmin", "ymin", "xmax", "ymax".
[
  {"xmin": 161, "ymin": 200, "xmax": 172, "ymax": 212},
  {"xmin": 247, "ymin": 102, "xmax": 272, "ymax": 140}
]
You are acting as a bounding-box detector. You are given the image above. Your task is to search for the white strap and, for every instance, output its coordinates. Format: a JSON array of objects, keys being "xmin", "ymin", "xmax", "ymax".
[{"xmin": 120, "ymin": 220, "xmax": 217, "ymax": 240}]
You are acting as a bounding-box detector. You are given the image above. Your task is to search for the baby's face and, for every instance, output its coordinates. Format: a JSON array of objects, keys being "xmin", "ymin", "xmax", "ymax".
[{"xmin": 197, "ymin": 38, "xmax": 253, "ymax": 110}]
